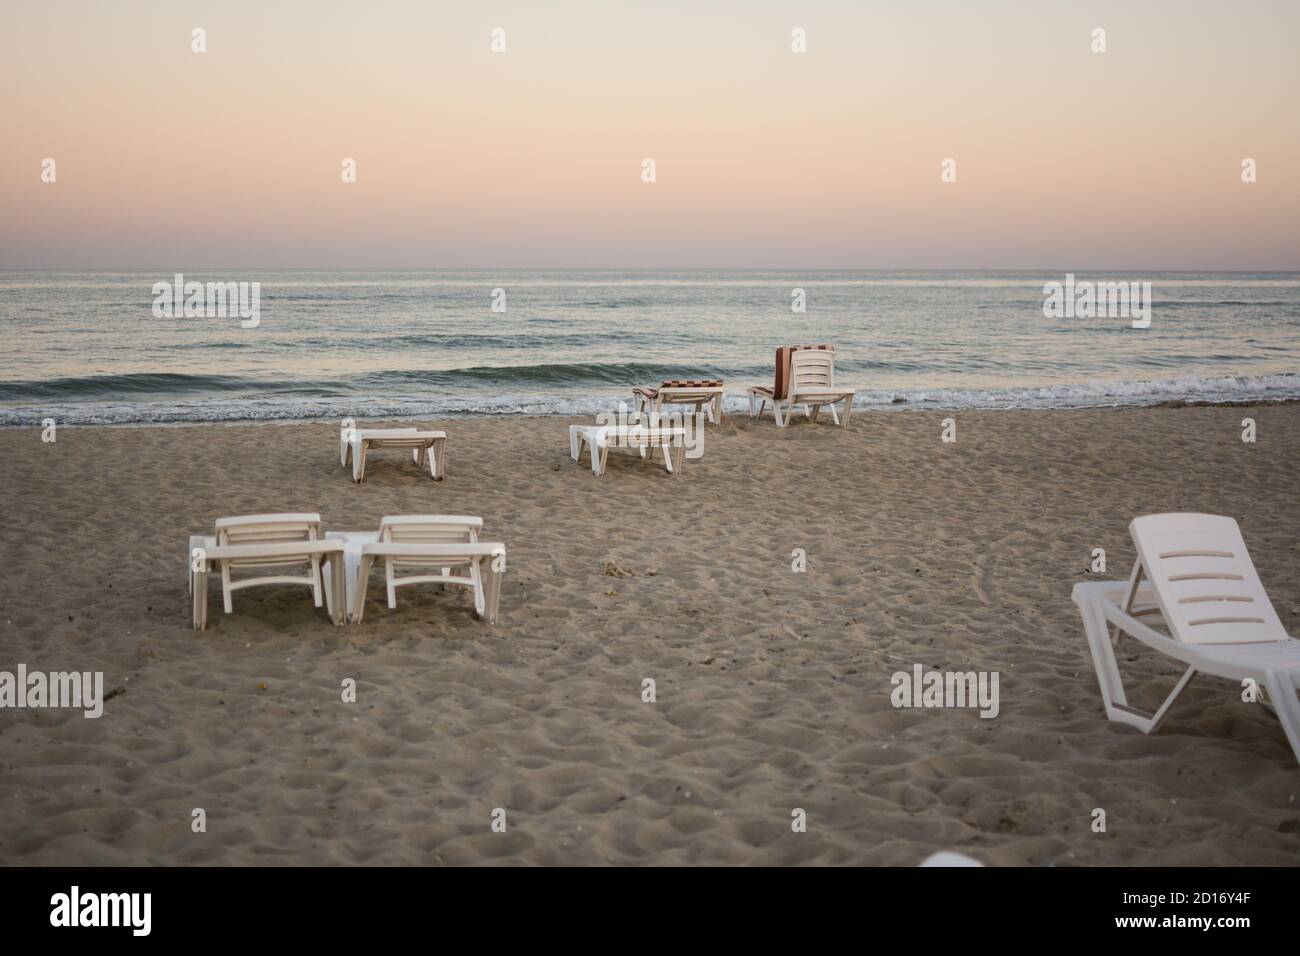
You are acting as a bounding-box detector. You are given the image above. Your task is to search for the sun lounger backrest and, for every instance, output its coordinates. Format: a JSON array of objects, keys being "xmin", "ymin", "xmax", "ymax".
[
  {"xmin": 215, "ymin": 513, "xmax": 322, "ymax": 569},
  {"xmin": 774, "ymin": 344, "xmax": 834, "ymax": 399},
  {"xmin": 1130, "ymin": 513, "xmax": 1287, "ymax": 645},
  {"xmin": 379, "ymin": 515, "xmax": 482, "ymax": 545},
  {"xmin": 789, "ymin": 347, "xmax": 836, "ymax": 391},
  {"xmin": 216, "ymin": 514, "xmax": 320, "ymax": 545}
]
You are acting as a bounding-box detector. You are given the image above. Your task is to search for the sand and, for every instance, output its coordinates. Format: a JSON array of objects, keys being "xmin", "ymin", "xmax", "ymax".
[{"xmin": 0, "ymin": 404, "xmax": 1297, "ymax": 866}]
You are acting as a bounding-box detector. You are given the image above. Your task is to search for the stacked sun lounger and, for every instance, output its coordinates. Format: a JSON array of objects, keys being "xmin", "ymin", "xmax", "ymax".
[
  {"xmin": 631, "ymin": 379, "xmax": 725, "ymax": 423},
  {"xmin": 748, "ymin": 344, "xmax": 855, "ymax": 427}
]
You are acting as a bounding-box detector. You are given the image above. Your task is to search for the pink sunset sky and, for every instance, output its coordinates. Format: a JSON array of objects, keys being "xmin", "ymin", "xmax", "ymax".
[{"xmin": 1, "ymin": 0, "xmax": 1297, "ymax": 269}]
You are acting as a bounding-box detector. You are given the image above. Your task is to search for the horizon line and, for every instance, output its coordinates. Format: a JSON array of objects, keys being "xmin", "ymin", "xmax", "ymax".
[{"xmin": 4, "ymin": 267, "xmax": 1300, "ymax": 274}]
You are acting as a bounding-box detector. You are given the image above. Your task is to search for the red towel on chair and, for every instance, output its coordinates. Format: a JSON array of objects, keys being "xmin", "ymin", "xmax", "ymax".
[{"xmin": 773, "ymin": 345, "xmax": 833, "ymax": 399}]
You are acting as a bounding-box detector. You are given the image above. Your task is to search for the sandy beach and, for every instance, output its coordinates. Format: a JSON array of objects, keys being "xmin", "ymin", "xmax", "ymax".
[{"xmin": 0, "ymin": 403, "xmax": 1297, "ymax": 866}]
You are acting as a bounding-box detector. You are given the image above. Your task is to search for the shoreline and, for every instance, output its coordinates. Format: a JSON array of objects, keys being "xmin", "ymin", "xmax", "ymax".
[{"xmin": 3, "ymin": 394, "xmax": 1299, "ymax": 430}]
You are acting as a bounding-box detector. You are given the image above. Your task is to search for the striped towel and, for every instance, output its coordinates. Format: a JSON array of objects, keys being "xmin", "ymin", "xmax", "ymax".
[{"xmin": 634, "ymin": 379, "xmax": 724, "ymax": 399}]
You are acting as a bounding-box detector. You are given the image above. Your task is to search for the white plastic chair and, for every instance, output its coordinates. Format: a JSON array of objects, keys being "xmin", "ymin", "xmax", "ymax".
[
  {"xmin": 189, "ymin": 513, "xmax": 346, "ymax": 629},
  {"xmin": 350, "ymin": 516, "xmax": 505, "ymax": 623},
  {"xmin": 213, "ymin": 513, "xmax": 332, "ymax": 616},
  {"xmin": 1072, "ymin": 513, "xmax": 1300, "ymax": 763},
  {"xmin": 749, "ymin": 347, "xmax": 855, "ymax": 427}
]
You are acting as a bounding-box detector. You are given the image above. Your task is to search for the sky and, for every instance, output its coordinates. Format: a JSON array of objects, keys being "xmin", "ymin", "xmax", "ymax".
[{"xmin": 1, "ymin": 0, "xmax": 1298, "ymax": 270}]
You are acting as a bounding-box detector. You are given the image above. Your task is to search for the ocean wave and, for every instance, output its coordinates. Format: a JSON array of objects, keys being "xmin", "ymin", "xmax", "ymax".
[
  {"xmin": 0, "ymin": 362, "xmax": 741, "ymax": 402},
  {"xmin": 3, "ymin": 372, "xmax": 1297, "ymax": 426},
  {"xmin": 0, "ymin": 371, "xmax": 261, "ymax": 400}
]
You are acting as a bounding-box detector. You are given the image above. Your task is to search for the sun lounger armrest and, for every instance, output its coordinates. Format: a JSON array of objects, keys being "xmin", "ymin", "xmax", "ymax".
[
  {"xmin": 359, "ymin": 542, "xmax": 504, "ymax": 560},
  {"xmin": 202, "ymin": 540, "xmax": 345, "ymax": 563},
  {"xmin": 215, "ymin": 513, "xmax": 322, "ymax": 530},
  {"xmin": 379, "ymin": 515, "xmax": 484, "ymax": 530},
  {"xmin": 359, "ymin": 430, "xmax": 446, "ymax": 440},
  {"xmin": 1072, "ymin": 581, "xmax": 1192, "ymax": 661}
]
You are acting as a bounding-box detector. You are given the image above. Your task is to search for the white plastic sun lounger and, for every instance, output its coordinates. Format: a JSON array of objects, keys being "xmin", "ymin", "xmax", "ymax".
[
  {"xmin": 346, "ymin": 516, "xmax": 505, "ymax": 624},
  {"xmin": 631, "ymin": 379, "xmax": 725, "ymax": 423},
  {"xmin": 748, "ymin": 345, "xmax": 855, "ymax": 428},
  {"xmin": 569, "ymin": 423, "xmax": 687, "ymax": 476},
  {"xmin": 189, "ymin": 513, "xmax": 346, "ymax": 630},
  {"xmin": 341, "ymin": 425, "xmax": 446, "ymax": 483},
  {"xmin": 1072, "ymin": 513, "xmax": 1300, "ymax": 763}
]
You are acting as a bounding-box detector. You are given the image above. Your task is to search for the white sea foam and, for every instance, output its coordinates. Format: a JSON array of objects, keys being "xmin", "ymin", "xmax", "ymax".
[{"xmin": 4, "ymin": 372, "xmax": 1297, "ymax": 426}]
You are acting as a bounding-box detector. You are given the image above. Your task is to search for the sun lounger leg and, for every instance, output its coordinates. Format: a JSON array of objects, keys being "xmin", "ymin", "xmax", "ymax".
[
  {"xmin": 352, "ymin": 555, "xmax": 373, "ymax": 623},
  {"xmin": 1264, "ymin": 669, "xmax": 1300, "ymax": 764},
  {"xmin": 329, "ymin": 554, "xmax": 345, "ymax": 624},
  {"xmin": 482, "ymin": 558, "xmax": 503, "ymax": 624},
  {"xmin": 469, "ymin": 559, "xmax": 486, "ymax": 618},
  {"xmin": 1081, "ymin": 592, "xmax": 1197, "ymax": 732},
  {"xmin": 1144, "ymin": 666, "xmax": 1197, "ymax": 732},
  {"xmin": 320, "ymin": 559, "xmax": 334, "ymax": 618},
  {"xmin": 385, "ymin": 556, "xmax": 398, "ymax": 609},
  {"xmin": 310, "ymin": 555, "xmax": 323, "ymax": 608},
  {"xmin": 431, "ymin": 439, "xmax": 444, "ymax": 480},
  {"xmin": 1079, "ymin": 592, "xmax": 1130, "ymax": 714},
  {"xmin": 220, "ymin": 563, "xmax": 234, "ymax": 614},
  {"xmin": 840, "ymin": 397, "xmax": 851, "ymax": 428},
  {"xmin": 1110, "ymin": 560, "xmax": 1143, "ymax": 646},
  {"xmin": 192, "ymin": 564, "xmax": 205, "ymax": 630},
  {"xmin": 772, "ymin": 400, "xmax": 786, "ymax": 427},
  {"xmin": 199, "ymin": 569, "xmax": 209, "ymax": 630}
]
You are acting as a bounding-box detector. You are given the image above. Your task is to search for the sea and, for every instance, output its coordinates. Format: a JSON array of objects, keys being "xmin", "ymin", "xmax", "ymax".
[{"xmin": 2, "ymin": 270, "xmax": 1297, "ymax": 426}]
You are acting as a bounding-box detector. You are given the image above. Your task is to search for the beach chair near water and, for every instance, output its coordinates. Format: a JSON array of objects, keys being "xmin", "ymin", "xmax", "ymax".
[
  {"xmin": 631, "ymin": 379, "xmax": 725, "ymax": 423},
  {"xmin": 569, "ymin": 421, "xmax": 688, "ymax": 476},
  {"xmin": 341, "ymin": 424, "xmax": 446, "ymax": 482},
  {"xmin": 748, "ymin": 345, "xmax": 855, "ymax": 427},
  {"xmin": 1072, "ymin": 513, "xmax": 1300, "ymax": 763}
]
